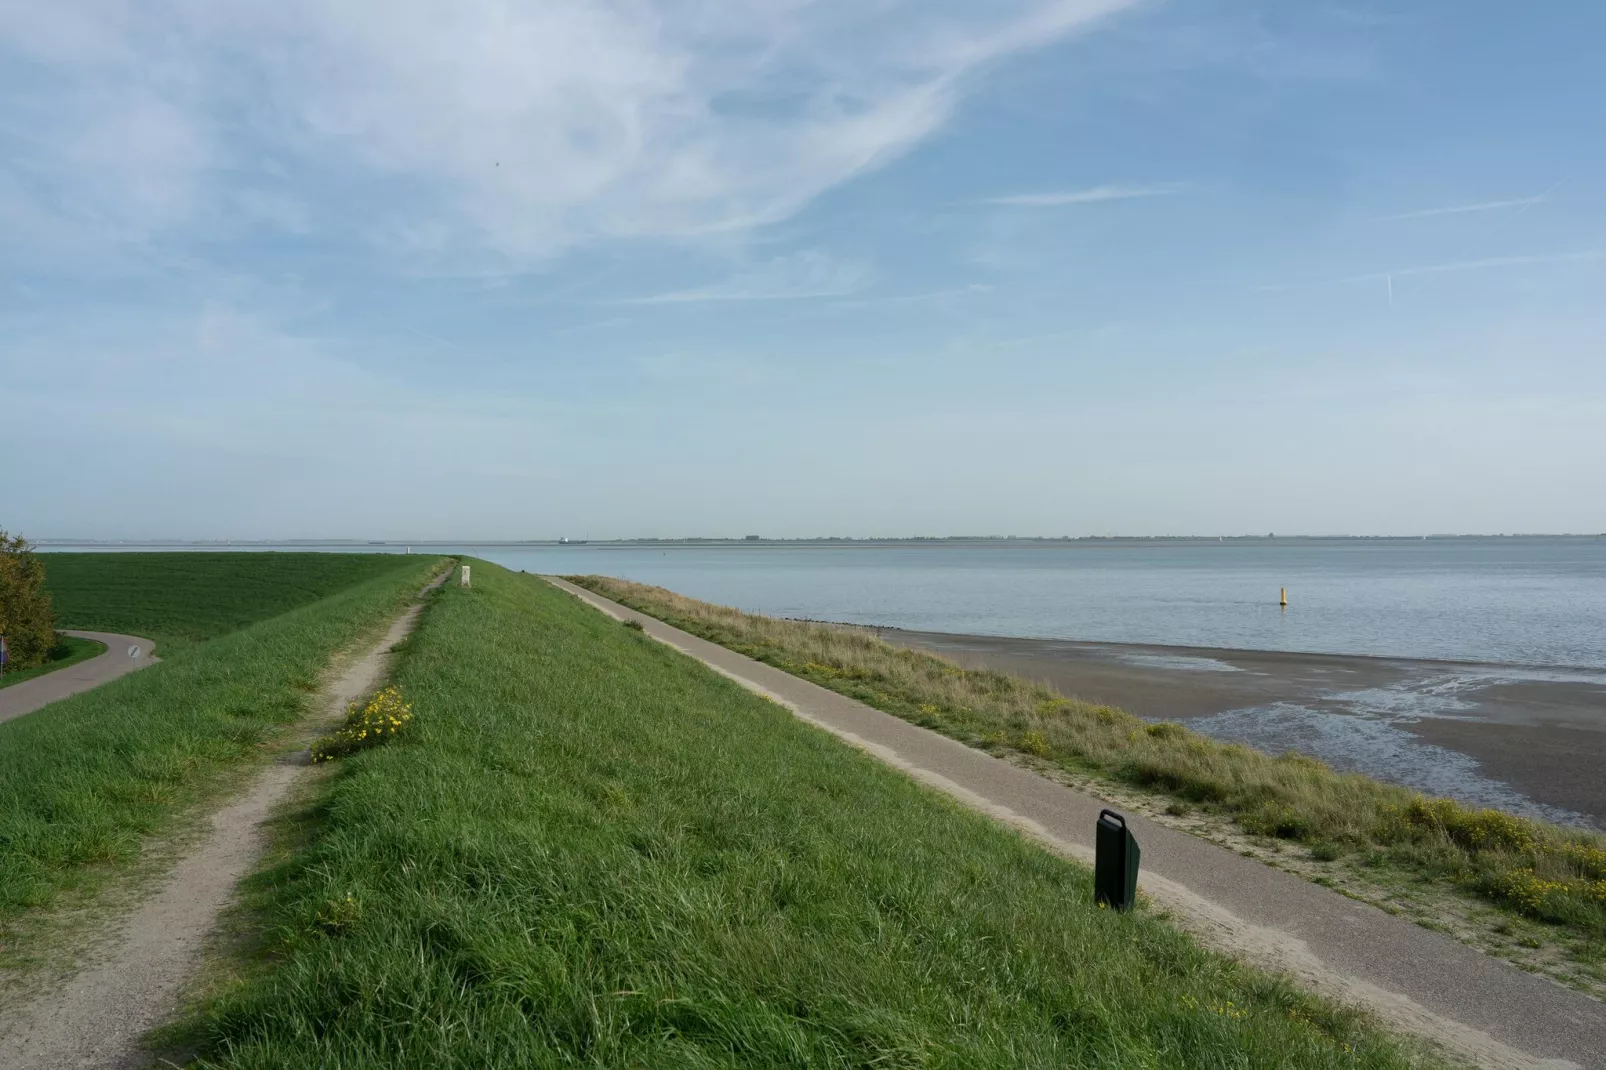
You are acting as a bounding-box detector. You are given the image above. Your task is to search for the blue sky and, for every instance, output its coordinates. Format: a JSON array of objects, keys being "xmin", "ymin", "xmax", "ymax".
[{"xmin": 4, "ymin": 1, "xmax": 1603, "ymax": 539}]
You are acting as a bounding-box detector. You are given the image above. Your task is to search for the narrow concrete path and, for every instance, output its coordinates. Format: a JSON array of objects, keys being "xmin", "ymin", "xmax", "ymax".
[
  {"xmin": 0, "ymin": 631, "xmax": 156, "ymax": 725},
  {"xmin": 0, "ymin": 575, "xmax": 446, "ymax": 1070},
  {"xmin": 550, "ymin": 578, "xmax": 1606, "ymax": 1070}
]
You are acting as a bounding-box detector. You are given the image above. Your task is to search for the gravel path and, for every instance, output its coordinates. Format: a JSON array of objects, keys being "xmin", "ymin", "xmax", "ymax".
[
  {"xmin": 0, "ymin": 577, "xmax": 444, "ymax": 1069},
  {"xmin": 550, "ymin": 577, "xmax": 1605, "ymax": 1070},
  {"xmin": 0, "ymin": 631, "xmax": 157, "ymax": 725}
]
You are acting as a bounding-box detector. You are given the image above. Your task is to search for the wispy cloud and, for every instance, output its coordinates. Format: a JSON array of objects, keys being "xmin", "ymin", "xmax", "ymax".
[
  {"xmin": 1375, "ymin": 195, "xmax": 1549, "ymax": 221},
  {"xmin": 983, "ymin": 183, "xmax": 1180, "ymax": 207},
  {"xmin": 0, "ymin": 0, "xmax": 1141, "ymax": 269}
]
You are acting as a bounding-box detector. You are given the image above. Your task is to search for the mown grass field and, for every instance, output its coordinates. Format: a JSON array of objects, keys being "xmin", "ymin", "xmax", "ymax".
[
  {"xmin": 0, "ymin": 634, "xmax": 104, "ymax": 690},
  {"xmin": 0, "ymin": 554, "xmax": 444, "ymax": 959},
  {"xmin": 41, "ymin": 552, "xmax": 425, "ymax": 652},
  {"xmin": 570, "ymin": 577, "xmax": 1606, "ymax": 990},
  {"xmin": 177, "ymin": 561, "xmax": 1434, "ymax": 1068}
]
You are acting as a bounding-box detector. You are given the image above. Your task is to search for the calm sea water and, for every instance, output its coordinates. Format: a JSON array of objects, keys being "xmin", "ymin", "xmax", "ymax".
[{"xmin": 47, "ymin": 538, "xmax": 1606, "ymax": 669}]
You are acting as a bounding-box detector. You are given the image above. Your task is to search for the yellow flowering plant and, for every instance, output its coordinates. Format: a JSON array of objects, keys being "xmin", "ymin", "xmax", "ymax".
[{"xmin": 311, "ymin": 686, "xmax": 413, "ymax": 763}]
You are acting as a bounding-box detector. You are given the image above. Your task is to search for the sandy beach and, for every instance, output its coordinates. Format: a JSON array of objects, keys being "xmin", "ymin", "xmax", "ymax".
[{"xmin": 870, "ymin": 627, "xmax": 1606, "ymax": 828}]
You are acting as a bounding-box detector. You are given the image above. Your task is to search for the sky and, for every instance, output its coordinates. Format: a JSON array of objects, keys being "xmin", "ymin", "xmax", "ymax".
[{"xmin": 3, "ymin": 0, "xmax": 1603, "ymax": 540}]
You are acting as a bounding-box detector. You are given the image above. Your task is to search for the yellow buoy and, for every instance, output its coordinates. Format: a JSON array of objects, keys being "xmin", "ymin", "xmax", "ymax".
[{"xmin": 1280, "ymin": 586, "xmax": 1288, "ymax": 607}]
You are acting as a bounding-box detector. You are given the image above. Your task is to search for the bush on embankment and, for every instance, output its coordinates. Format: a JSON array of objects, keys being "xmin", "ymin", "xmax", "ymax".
[
  {"xmin": 570, "ymin": 576, "xmax": 1606, "ymax": 943},
  {"xmin": 179, "ymin": 562, "xmax": 1429, "ymax": 1068},
  {"xmin": 0, "ymin": 530, "xmax": 58, "ymax": 672},
  {"xmin": 0, "ymin": 556, "xmax": 443, "ymax": 939}
]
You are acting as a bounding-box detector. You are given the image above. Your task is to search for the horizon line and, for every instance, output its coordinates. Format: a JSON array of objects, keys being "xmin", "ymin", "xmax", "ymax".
[{"xmin": 29, "ymin": 533, "xmax": 1604, "ymax": 545}]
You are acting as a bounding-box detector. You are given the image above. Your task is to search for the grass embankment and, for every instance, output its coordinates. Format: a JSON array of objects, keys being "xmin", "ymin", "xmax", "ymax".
[
  {"xmin": 571, "ymin": 578, "xmax": 1606, "ymax": 984},
  {"xmin": 0, "ymin": 554, "xmax": 445, "ymax": 960},
  {"xmin": 42, "ymin": 551, "xmax": 423, "ymax": 652},
  {"xmin": 0, "ymin": 635, "xmax": 104, "ymax": 690},
  {"xmin": 176, "ymin": 560, "xmax": 1432, "ymax": 1068}
]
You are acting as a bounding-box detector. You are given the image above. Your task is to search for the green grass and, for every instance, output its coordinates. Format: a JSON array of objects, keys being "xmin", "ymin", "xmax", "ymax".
[
  {"xmin": 41, "ymin": 552, "xmax": 426, "ymax": 652},
  {"xmin": 0, "ymin": 556, "xmax": 444, "ymax": 952},
  {"xmin": 0, "ymin": 634, "xmax": 104, "ymax": 690},
  {"xmin": 177, "ymin": 561, "xmax": 1432, "ymax": 1068},
  {"xmin": 568, "ymin": 578, "xmax": 1606, "ymax": 958}
]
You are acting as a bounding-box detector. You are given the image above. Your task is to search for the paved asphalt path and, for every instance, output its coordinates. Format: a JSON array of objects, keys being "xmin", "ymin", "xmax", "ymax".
[
  {"xmin": 0, "ymin": 631, "xmax": 157, "ymax": 726},
  {"xmin": 550, "ymin": 579, "xmax": 1605, "ymax": 1070}
]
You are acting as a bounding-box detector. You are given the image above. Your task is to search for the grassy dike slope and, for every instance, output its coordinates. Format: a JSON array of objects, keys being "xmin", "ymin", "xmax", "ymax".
[
  {"xmin": 183, "ymin": 562, "xmax": 1429, "ymax": 1068},
  {"xmin": 0, "ymin": 555, "xmax": 444, "ymax": 947},
  {"xmin": 570, "ymin": 577, "xmax": 1606, "ymax": 992},
  {"xmin": 43, "ymin": 552, "xmax": 427, "ymax": 651}
]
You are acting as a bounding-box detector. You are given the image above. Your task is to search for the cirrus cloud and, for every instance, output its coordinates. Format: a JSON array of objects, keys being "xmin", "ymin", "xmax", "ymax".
[{"xmin": 0, "ymin": 0, "xmax": 1141, "ymax": 270}]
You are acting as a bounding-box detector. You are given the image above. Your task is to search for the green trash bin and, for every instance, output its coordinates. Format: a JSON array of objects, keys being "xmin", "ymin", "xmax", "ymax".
[{"xmin": 1095, "ymin": 809, "xmax": 1140, "ymax": 911}]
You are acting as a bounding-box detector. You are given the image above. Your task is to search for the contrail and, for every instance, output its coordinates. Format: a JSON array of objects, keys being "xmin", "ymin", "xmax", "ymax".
[
  {"xmin": 1389, "ymin": 177, "xmax": 1568, "ymax": 304},
  {"xmin": 1377, "ymin": 195, "xmax": 1546, "ymax": 221},
  {"xmin": 402, "ymin": 326, "xmax": 467, "ymax": 352}
]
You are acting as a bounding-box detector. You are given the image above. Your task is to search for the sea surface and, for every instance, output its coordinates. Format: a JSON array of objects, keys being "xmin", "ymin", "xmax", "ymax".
[{"xmin": 45, "ymin": 538, "xmax": 1606, "ymax": 669}]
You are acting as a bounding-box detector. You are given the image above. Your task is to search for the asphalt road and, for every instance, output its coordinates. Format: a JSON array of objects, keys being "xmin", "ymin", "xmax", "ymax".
[
  {"xmin": 0, "ymin": 630, "xmax": 157, "ymax": 725},
  {"xmin": 551, "ymin": 578, "xmax": 1605, "ymax": 1070}
]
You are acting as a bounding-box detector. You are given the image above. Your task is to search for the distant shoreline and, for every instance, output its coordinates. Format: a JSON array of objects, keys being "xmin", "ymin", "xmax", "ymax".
[{"xmin": 34, "ymin": 533, "xmax": 1606, "ymax": 548}]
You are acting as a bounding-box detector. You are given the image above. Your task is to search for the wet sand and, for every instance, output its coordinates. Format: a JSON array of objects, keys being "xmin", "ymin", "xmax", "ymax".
[{"xmin": 869, "ymin": 627, "xmax": 1606, "ymax": 827}]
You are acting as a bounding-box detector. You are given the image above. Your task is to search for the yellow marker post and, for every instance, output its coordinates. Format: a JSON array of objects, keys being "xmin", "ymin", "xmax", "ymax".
[{"xmin": 1280, "ymin": 586, "xmax": 1288, "ymax": 607}]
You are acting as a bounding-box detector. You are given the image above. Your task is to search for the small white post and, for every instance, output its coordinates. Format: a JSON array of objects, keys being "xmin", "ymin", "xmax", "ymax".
[{"xmin": 460, "ymin": 564, "xmax": 471, "ymax": 588}]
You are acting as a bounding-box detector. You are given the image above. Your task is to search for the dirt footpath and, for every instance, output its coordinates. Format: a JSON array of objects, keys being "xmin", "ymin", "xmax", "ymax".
[{"xmin": 0, "ymin": 577, "xmax": 444, "ymax": 1070}]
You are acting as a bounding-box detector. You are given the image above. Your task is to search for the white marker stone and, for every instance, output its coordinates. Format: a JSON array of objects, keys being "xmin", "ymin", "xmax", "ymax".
[{"xmin": 460, "ymin": 565, "xmax": 471, "ymax": 588}]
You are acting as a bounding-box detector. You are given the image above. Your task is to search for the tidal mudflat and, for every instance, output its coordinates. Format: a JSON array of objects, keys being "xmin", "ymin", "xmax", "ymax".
[{"xmin": 875, "ymin": 628, "xmax": 1606, "ymax": 827}]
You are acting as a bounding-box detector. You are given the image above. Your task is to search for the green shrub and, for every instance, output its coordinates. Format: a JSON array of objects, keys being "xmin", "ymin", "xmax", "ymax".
[
  {"xmin": 1021, "ymin": 729, "xmax": 1051, "ymax": 756},
  {"xmin": 0, "ymin": 531, "xmax": 56, "ymax": 672},
  {"xmin": 1243, "ymin": 804, "xmax": 1313, "ymax": 840},
  {"xmin": 1396, "ymin": 798, "xmax": 1536, "ymax": 853}
]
